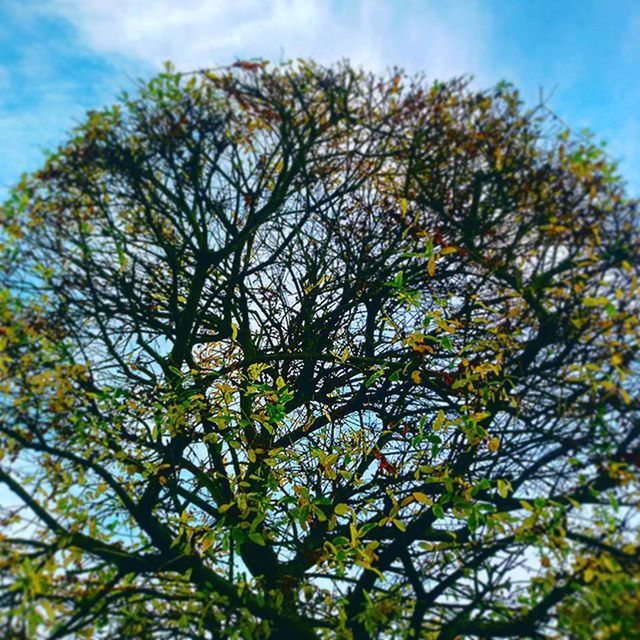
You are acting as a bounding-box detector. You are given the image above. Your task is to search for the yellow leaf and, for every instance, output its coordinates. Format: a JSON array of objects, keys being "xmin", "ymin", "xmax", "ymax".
[
  {"xmin": 488, "ymin": 437, "xmax": 500, "ymax": 453},
  {"xmin": 610, "ymin": 354, "xmax": 623, "ymax": 366},
  {"xmin": 411, "ymin": 370, "xmax": 422, "ymax": 385},
  {"xmin": 231, "ymin": 322, "xmax": 239, "ymax": 341},
  {"xmin": 392, "ymin": 519, "xmax": 406, "ymax": 532},
  {"xmin": 497, "ymin": 479, "xmax": 510, "ymax": 498},
  {"xmin": 413, "ymin": 342, "xmax": 433, "ymax": 354},
  {"xmin": 201, "ymin": 536, "xmax": 214, "ymax": 553},
  {"xmin": 427, "ymin": 255, "xmax": 436, "ymax": 276},
  {"xmin": 275, "ymin": 375, "xmax": 286, "ymax": 389},
  {"xmin": 584, "ymin": 568, "xmax": 594, "ymax": 583},
  {"xmin": 583, "ymin": 296, "xmax": 609, "ymax": 307},
  {"xmin": 433, "ymin": 410, "xmax": 446, "ymax": 431},
  {"xmin": 399, "ymin": 198, "xmax": 408, "ymax": 215},
  {"xmin": 355, "ymin": 559, "xmax": 383, "ymax": 578},
  {"xmin": 247, "ymin": 449, "xmax": 257, "ymax": 463},
  {"xmin": 620, "ymin": 388, "xmax": 631, "ymax": 405},
  {"xmin": 334, "ymin": 503, "xmax": 350, "ymax": 516},
  {"xmin": 247, "ymin": 362, "xmax": 270, "ymax": 380},
  {"xmin": 413, "ymin": 492, "xmax": 431, "ymax": 505}
]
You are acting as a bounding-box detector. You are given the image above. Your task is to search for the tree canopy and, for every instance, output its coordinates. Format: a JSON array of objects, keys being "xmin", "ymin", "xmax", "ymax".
[{"xmin": 0, "ymin": 60, "xmax": 639, "ymax": 639}]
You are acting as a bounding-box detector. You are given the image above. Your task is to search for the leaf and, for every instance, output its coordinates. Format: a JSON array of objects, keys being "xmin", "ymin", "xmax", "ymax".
[
  {"xmin": 610, "ymin": 353, "xmax": 623, "ymax": 367},
  {"xmin": 497, "ymin": 479, "xmax": 511, "ymax": 498},
  {"xmin": 583, "ymin": 568, "xmax": 594, "ymax": 583},
  {"xmin": 411, "ymin": 370, "xmax": 422, "ymax": 385},
  {"xmin": 350, "ymin": 523, "xmax": 359, "ymax": 546},
  {"xmin": 413, "ymin": 492, "xmax": 431, "ymax": 505},
  {"xmin": 432, "ymin": 410, "xmax": 445, "ymax": 432},
  {"xmin": 200, "ymin": 535, "xmax": 215, "ymax": 555},
  {"xmin": 365, "ymin": 369, "xmax": 384, "ymax": 387},
  {"xmin": 467, "ymin": 509, "xmax": 478, "ymax": 531},
  {"xmin": 247, "ymin": 362, "xmax": 270, "ymax": 380},
  {"xmin": 427, "ymin": 255, "xmax": 436, "ymax": 277},
  {"xmin": 488, "ymin": 437, "xmax": 500, "ymax": 453},
  {"xmin": 334, "ymin": 503, "xmax": 350, "ymax": 516},
  {"xmin": 583, "ymin": 296, "xmax": 609, "ymax": 307},
  {"xmin": 248, "ymin": 532, "xmax": 266, "ymax": 546},
  {"xmin": 392, "ymin": 519, "xmax": 406, "ymax": 532},
  {"xmin": 380, "ymin": 457, "xmax": 398, "ymax": 475}
]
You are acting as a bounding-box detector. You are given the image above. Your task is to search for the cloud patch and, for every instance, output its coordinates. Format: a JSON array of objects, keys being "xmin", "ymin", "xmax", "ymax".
[{"xmin": 45, "ymin": 0, "xmax": 500, "ymax": 83}]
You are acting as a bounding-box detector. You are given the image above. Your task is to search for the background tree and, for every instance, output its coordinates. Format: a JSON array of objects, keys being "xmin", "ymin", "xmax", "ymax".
[{"xmin": 0, "ymin": 60, "xmax": 638, "ymax": 639}]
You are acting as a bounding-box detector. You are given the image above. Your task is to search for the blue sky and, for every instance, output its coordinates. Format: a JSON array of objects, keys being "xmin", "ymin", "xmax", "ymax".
[{"xmin": 1, "ymin": 0, "xmax": 639, "ymax": 196}]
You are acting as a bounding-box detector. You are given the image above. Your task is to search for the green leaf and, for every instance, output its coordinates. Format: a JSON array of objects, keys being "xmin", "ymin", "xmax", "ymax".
[
  {"xmin": 248, "ymin": 532, "xmax": 266, "ymax": 546},
  {"xmin": 432, "ymin": 505, "xmax": 445, "ymax": 519}
]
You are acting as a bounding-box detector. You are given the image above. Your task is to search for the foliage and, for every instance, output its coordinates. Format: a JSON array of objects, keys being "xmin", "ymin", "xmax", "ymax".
[{"xmin": 0, "ymin": 60, "xmax": 639, "ymax": 639}]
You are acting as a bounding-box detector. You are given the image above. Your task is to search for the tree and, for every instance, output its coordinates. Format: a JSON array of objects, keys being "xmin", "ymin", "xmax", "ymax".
[{"xmin": 0, "ymin": 60, "xmax": 638, "ymax": 639}]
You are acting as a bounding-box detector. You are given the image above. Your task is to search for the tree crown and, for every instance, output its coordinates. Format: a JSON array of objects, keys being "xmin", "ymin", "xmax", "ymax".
[{"xmin": 1, "ymin": 60, "xmax": 639, "ymax": 639}]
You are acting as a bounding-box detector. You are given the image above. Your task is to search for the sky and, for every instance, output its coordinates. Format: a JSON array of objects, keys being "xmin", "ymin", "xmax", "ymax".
[{"xmin": 1, "ymin": 0, "xmax": 639, "ymax": 197}]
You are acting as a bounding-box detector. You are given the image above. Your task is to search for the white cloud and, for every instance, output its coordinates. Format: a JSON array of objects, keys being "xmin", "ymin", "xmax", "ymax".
[{"xmin": 44, "ymin": 0, "xmax": 502, "ymax": 84}]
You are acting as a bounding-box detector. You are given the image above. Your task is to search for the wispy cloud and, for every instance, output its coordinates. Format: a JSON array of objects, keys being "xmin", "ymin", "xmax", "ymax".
[
  {"xmin": 0, "ymin": 0, "xmax": 505, "ymax": 194},
  {"xmin": 44, "ymin": 0, "xmax": 500, "ymax": 82},
  {"xmin": 2, "ymin": 0, "xmax": 638, "ymax": 195},
  {"xmin": 0, "ymin": 2, "xmax": 145, "ymax": 194}
]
